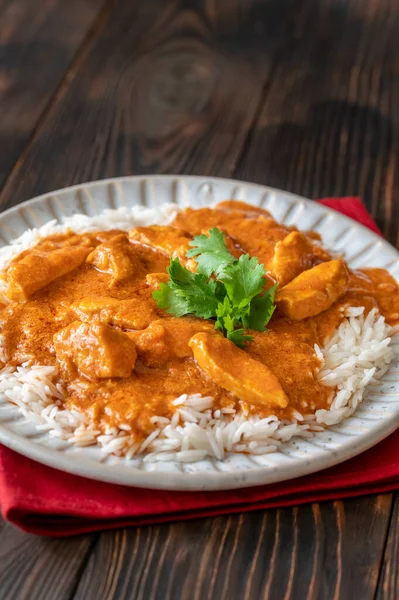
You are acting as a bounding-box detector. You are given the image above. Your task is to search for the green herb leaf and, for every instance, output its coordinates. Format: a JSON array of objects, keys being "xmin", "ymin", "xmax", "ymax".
[
  {"xmin": 153, "ymin": 258, "xmax": 220, "ymax": 320},
  {"xmin": 152, "ymin": 284, "xmax": 190, "ymax": 318},
  {"xmin": 187, "ymin": 228, "xmax": 236, "ymax": 277},
  {"xmin": 221, "ymin": 254, "xmax": 266, "ymax": 306},
  {"xmin": 152, "ymin": 229, "xmax": 277, "ymax": 347},
  {"xmin": 246, "ymin": 285, "xmax": 277, "ymax": 331},
  {"xmin": 227, "ymin": 329, "xmax": 253, "ymax": 348},
  {"xmin": 215, "ymin": 296, "xmax": 246, "ymax": 332}
]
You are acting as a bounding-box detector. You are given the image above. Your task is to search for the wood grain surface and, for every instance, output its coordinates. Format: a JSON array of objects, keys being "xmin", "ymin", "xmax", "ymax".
[
  {"xmin": 0, "ymin": 0, "xmax": 107, "ymax": 189},
  {"xmin": 0, "ymin": 0, "xmax": 398, "ymax": 599},
  {"xmin": 0, "ymin": 0, "xmax": 299, "ymax": 210},
  {"xmin": 72, "ymin": 497, "xmax": 392, "ymax": 600},
  {"xmin": 0, "ymin": 519, "xmax": 97, "ymax": 600},
  {"xmin": 377, "ymin": 492, "xmax": 399, "ymax": 599},
  {"xmin": 235, "ymin": 0, "xmax": 399, "ymax": 245}
]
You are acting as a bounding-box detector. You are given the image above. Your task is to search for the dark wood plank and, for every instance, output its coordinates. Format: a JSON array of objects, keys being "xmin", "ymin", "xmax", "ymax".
[
  {"xmin": 235, "ymin": 0, "xmax": 399, "ymax": 246},
  {"xmin": 0, "ymin": 515, "xmax": 97, "ymax": 600},
  {"xmin": 0, "ymin": 0, "xmax": 107, "ymax": 188},
  {"xmin": 72, "ymin": 496, "xmax": 392, "ymax": 600},
  {"xmin": 377, "ymin": 493, "xmax": 399, "ymax": 600},
  {"xmin": 234, "ymin": 1, "xmax": 399, "ymax": 592},
  {"xmin": 235, "ymin": 1, "xmax": 399, "ymax": 587},
  {"xmin": 0, "ymin": 0, "xmax": 301, "ymax": 210}
]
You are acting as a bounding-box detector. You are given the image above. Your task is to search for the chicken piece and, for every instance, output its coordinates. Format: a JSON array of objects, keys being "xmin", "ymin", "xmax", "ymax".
[
  {"xmin": 91, "ymin": 229, "xmax": 127, "ymax": 244},
  {"xmin": 54, "ymin": 321, "xmax": 137, "ymax": 379},
  {"xmin": 145, "ymin": 272, "xmax": 170, "ymax": 290},
  {"xmin": 215, "ymin": 200, "xmax": 273, "ymax": 218},
  {"xmin": 189, "ymin": 332, "xmax": 288, "ymax": 409},
  {"xmin": 129, "ymin": 317, "xmax": 214, "ymax": 367},
  {"xmin": 86, "ymin": 234, "xmax": 142, "ymax": 286},
  {"xmin": 69, "ymin": 296, "xmax": 157, "ymax": 330},
  {"xmin": 30, "ymin": 232, "xmax": 96, "ymax": 253},
  {"xmin": 7, "ymin": 246, "xmax": 91, "ymax": 301},
  {"xmin": 271, "ymin": 231, "xmax": 331, "ymax": 286},
  {"xmin": 129, "ymin": 226, "xmax": 192, "ymax": 260},
  {"xmin": 276, "ymin": 259, "xmax": 349, "ymax": 320},
  {"xmin": 305, "ymin": 230, "xmax": 322, "ymax": 241}
]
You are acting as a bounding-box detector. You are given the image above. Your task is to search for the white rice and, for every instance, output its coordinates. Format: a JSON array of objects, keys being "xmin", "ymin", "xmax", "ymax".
[{"xmin": 0, "ymin": 206, "xmax": 396, "ymax": 462}]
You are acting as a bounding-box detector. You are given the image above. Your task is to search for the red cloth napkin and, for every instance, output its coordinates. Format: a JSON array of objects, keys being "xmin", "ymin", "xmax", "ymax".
[
  {"xmin": 318, "ymin": 197, "xmax": 382, "ymax": 235},
  {"xmin": 0, "ymin": 197, "xmax": 397, "ymax": 537}
]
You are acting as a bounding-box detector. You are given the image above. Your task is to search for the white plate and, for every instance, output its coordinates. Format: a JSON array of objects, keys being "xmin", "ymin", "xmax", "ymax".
[{"xmin": 0, "ymin": 175, "xmax": 399, "ymax": 491}]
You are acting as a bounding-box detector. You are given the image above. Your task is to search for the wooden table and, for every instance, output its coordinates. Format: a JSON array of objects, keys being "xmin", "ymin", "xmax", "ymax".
[{"xmin": 0, "ymin": 0, "xmax": 398, "ymax": 598}]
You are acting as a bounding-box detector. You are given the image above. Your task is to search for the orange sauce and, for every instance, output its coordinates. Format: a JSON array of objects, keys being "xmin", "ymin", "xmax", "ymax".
[{"xmin": 0, "ymin": 202, "xmax": 398, "ymax": 439}]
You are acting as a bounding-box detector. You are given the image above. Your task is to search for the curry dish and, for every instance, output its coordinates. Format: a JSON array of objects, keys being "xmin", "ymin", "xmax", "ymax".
[{"xmin": 0, "ymin": 200, "xmax": 398, "ymax": 445}]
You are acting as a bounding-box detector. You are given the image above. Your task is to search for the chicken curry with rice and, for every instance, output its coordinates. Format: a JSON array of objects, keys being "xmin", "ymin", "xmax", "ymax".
[{"xmin": 0, "ymin": 200, "xmax": 398, "ymax": 443}]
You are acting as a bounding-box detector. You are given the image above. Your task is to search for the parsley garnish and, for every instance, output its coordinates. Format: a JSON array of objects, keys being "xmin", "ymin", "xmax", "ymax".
[
  {"xmin": 186, "ymin": 227, "xmax": 236, "ymax": 277},
  {"xmin": 153, "ymin": 258, "xmax": 219, "ymax": 319},
  {"xmin": 152, "ymin": 228, "xmax": 276, "ymax": 347}
]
